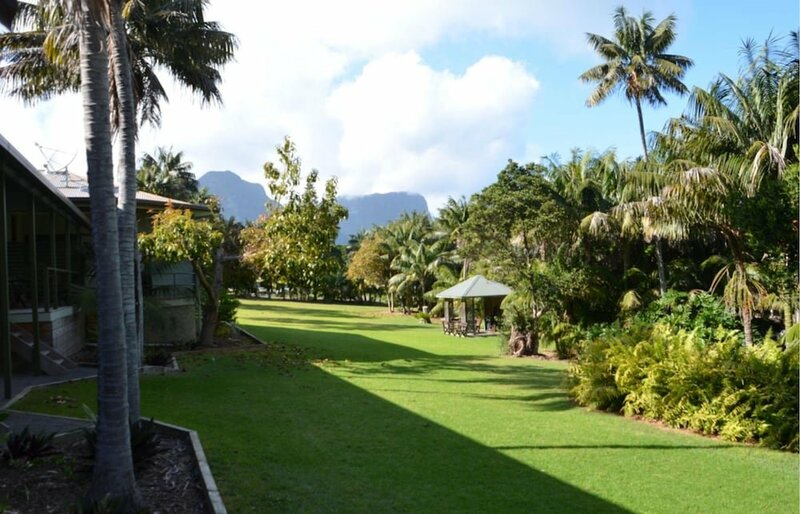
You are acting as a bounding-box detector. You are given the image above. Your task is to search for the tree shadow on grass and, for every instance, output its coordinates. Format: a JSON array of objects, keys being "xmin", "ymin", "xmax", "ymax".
[{"xmin": 167, "ymin": 352, "xmax": 634, "ymax": 514}]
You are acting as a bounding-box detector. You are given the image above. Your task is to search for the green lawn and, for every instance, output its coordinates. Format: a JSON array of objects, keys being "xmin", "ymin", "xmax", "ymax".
[{"xmin": 12, "ymin": 299, "xmax": 800, "ymax": 513}]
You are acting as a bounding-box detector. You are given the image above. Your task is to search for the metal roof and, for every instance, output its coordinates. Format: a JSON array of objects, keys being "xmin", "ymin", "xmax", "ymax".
[
  {"xmin": 435, "ymin": 275, "xmax": 512, "ymax": 299},
  {"xmin": 44, "ymin": 171, "xmax": 209, "ymax": 212},
  {"xmin": 0, "ymin": 134, "xmax": 90, "ymax": 226}
]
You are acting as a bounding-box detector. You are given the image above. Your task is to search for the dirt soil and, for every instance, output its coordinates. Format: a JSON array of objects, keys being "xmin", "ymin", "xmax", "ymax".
[{"xmin": 0, "ymin": 431, "xmax": 207, "ymax": 513}]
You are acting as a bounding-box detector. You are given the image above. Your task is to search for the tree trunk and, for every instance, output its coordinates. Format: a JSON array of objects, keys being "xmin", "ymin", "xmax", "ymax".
[
  {"xmin": 742, "ymin": 306, "xmax": 754, "ymax": 346},
  {"xmin": 197, "ymin": 248, "xmax": 223, "ymax": 346},
  {"xmin": 108, "ymin": 0, "xmax": 140, "ymax": 423},
  {"xmin": 635, "ymin": 97, "xmax": 649, "ymax": 161},
  {"xmin": 77, "ymin": 1, "xmax": 139, "ymax": 506},
  {"xmin": 654, "ymin": 236, "xmax": 667, "ymax": 297}
]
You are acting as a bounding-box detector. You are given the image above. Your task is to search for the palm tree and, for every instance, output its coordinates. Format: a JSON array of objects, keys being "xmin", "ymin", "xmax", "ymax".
[
  {"xmin": 580, "ymin": 7, "xmax": 693, "ymax": 297},
  {"xmin": 651, "ymin": 33, "xmax": 798, "ymax": 345},
  {"xmin": 0, "ymin": 0, "xmax": 237, "ymax": 127},
  {"xmin": 106, "ymin": 0, "xmax": 142, "ymax": 424},
  {"xmin": 435, "ymin": 196, "xmax": 469, "ymax": 277},
  {"xmin": 137, "ymin": 146, "xmax": 199, "ymax": 200},
  {"xmin": 1, "ymin": 1, "xmax": 235, "ymax": 422},
  {"xmin": 76, "ymin": 0, "xmax": 138, "ymax": 505},
  {"xmin": 580, "ymin": 6, "xmax": 693, "ymax": 160}
]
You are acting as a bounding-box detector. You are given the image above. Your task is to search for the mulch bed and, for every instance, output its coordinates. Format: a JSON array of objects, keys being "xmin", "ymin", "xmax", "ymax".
[
  {"xmin": 0, "ymin": 430, "xmax": 207, "ymax": 513},
  {"xmin": 0, "ymin": 329, "xmax": 260, "ymax": 513}
]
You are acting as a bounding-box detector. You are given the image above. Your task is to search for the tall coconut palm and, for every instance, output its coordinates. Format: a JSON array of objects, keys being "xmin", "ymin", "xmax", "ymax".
[
  {"xmin": 76, "ymin": 0, "xmax": 138, "ymax": 504},
  {"xmin": 435, "ymin": 196, "xmax": 469, "ymax": 278},
  {"xmin": 1, "ymin": 0, "xmax": 235, "ymax": 421},
  {"xmin": 580, "ymin": 6, "xmax": 693, "ymax": 160},
  {"xmin": 580, "ymin": 7, "xmax": 693, "ymax": 297},
  {"xmin": 0, "ymin": 0, "xmax": 237, "ymax": 127}
]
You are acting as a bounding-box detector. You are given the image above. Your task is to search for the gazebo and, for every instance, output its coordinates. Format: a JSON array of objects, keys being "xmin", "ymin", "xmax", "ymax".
[{"xmin": 436, "ymin": 275, "xmax": 512, "ymax": 336}]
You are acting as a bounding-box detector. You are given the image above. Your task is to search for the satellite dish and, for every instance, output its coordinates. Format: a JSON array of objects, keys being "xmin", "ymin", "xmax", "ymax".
[{"xmin": 35, "ymin": 143, "xmax": 77, "ymax": 186}]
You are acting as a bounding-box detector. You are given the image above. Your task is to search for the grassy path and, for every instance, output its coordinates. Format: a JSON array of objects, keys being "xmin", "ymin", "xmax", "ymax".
[{"xmin": 13, "ymin": 300, "xmax": 800, "ymax": 513}]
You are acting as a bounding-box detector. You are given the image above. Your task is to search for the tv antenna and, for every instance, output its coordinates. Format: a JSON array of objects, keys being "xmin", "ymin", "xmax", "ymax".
[{"xmin": 35, "ymin": 143, "xmax": 77, "ymax": 186}]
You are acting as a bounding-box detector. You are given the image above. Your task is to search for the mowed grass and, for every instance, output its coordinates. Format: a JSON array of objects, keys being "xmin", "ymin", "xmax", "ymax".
[{"xmin": 12, "ymin": 299, "xmax": 799, "ymax": 513}]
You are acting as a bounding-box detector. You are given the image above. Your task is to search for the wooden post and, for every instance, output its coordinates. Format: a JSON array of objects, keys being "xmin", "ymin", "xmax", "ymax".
[
  {"xmin": 30, "ymin": 196, "xmax": 41, "ymax": 374},
  {"xmin": 65, "ymin": 219, "xmax": 72, "ymax": 287},
  {"xmin": 0, "ymin": 173, "xmax": 11, "ymax": 399},
  {"xmin": 50, "ymin": 209, "xmax": 56, "ymax": 308}
]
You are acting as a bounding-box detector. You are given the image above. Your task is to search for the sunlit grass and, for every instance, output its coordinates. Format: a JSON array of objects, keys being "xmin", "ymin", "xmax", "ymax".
[{"xmin": 13, "ymin": 299, "xmax": 799, "ymax": 513}]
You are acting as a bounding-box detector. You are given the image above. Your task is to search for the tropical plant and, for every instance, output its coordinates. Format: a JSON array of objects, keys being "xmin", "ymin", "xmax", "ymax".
[
  {"xmin": 580, "ymin": 6, "xmax": 693, "ymax": 296},
  {"xmin": 650, "ymin": 33, "xmax": 798, "ymax": 344},
  {"xmin": 136, "ymin": 146, "xmax": 201, "ymax": 201},
  {"xmin": 3, "ymin": 426, "xmax": 56, "ymax": 460},
  {"xmin": 580, "ymin": 6, "xmax": 693, "ymax": 160}
]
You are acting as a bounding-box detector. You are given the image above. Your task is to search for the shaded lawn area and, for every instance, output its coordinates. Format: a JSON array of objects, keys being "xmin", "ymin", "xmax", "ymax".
[{"xmin": 12, "ymin": 299, "xmax": 800, "ymax": 513}]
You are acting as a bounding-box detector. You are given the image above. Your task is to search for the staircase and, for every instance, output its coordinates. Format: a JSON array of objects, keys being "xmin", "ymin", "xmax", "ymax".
[{"xmin": 9, "ymin": 324, "xmax": 78, "ymax": 376}]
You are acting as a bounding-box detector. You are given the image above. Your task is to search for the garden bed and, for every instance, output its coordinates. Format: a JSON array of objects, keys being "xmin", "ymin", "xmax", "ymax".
[{"xmin": 0, "ymin": 426, "xmax": 208, "ymax": 513}]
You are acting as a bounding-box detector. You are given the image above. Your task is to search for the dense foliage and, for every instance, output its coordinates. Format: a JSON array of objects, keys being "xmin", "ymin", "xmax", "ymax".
[
  {"xmin": 568, "ymin": 322, "xmax": 799, "ymax": 451},
  {"xmin": 241, "ymin": 137, "xmax": 348, "ymax": 300}
]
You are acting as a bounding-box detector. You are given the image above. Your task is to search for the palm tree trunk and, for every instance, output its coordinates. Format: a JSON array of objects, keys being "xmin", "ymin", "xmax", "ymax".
[
  {"xmin": 654, "ymin": 236, "xmax": 667, "ymax": 297},
  {"xmin": 635, "ymin": 97, "xmax": 649, "ymax": 161},
  {"xmin": 108, "ymin": 0, "xmax": 140, "ymax": 422},
  {"xmin": 77, "ymin": 0, "xmax": 138, "ymax": 506},
  {"xmin": 635, "ymin": 97, "xmax": 668, "ymax": 297},
  {"xmin": 742, "ymin": 306, "xmax": 754, "ymax": 346}
]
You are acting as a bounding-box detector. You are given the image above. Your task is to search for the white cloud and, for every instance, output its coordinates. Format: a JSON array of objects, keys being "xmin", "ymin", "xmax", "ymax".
[
  {"xmin": 0, "ymin": 0, "xmax": 688, "ymax": 206},
  {"xmin": 326, "ymin": 52, "xmax": 539, "ymax": 202}
]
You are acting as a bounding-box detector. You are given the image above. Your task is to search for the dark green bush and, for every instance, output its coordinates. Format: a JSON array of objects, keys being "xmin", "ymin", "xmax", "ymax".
[
  {"xmin": 218, "ymin": 289, "xmax": 240, "ymax": 324},
  {"xmin": 637, "ymin": 291, "xmax": 739, "ymax": 342},
  {"xmin": 2, "ymin": 426, "xmax": 57, "ymax": 461},
  {"xmin": 85, "ymin": 418, "xmax": 165, "ymax": 471},
  {"xmin": 569, "ymin": 323, "xmax": 799, "ymax": 451}
]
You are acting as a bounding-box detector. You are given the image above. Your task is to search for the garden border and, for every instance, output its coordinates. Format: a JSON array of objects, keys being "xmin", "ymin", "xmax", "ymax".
[{"xmin": 2, "ymin": 375, "xmax": 227, "ymax": 514}]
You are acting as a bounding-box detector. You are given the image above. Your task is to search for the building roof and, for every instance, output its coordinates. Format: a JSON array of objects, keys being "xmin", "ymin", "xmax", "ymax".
[
  {"xmin": 44, "ymin": 171, "xmax": 209, "ymax": 212},
  {"xmin": 0, "ymin": 134, "xmax": 90, "ymax": 226},
  {"xmin": 435, "ymin": 275, "xmax": 512, "ymax": 299}
]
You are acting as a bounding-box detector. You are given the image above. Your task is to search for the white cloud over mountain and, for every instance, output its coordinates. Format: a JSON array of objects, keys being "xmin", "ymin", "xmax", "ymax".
[{"xmin": 0, "ymin": 0, "xmax": 680, "ymax": 212}]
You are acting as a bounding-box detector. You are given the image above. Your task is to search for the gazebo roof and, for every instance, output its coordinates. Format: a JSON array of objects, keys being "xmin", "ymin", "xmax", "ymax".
[{"xmin": 435, "ymin": 275, "xmax": 512, "ymax": 299}]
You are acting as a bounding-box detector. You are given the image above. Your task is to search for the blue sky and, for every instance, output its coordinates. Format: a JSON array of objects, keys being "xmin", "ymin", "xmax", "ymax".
[{"xmin": 0, "ymin": 1, "xmax": 797, "ymax": 211}]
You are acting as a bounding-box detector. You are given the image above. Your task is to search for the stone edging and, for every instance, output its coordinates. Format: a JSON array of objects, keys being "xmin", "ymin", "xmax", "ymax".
[
  {"xmin": 231, "ymin": 323, "xmax": 267, "ymax": 346},
  {"xmin": 2, "ymin": 375, "xmax": 226, "ymax": 514},
  {"xmin": 151, "ymin": 420, "xmax": 227, "ymax": 514}
]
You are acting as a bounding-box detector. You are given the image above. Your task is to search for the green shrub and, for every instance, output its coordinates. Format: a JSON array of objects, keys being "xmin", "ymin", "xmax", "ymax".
[
  {"xmin": 568, "ymin": 323, "xmax": 799, "ymax": 451},
  {"xmin": 218, "ymin": 289, "xmax": 240, "ymax": 325},
  {"xmin": 84, "ymin": 418, "xmax": 165, "ymax": 471},
  {"xmin": 414, "ymin": 312, "xmax": 432, "ymax": 324},
  {"xmin": 2, "ymin": 426, "xmax": 57, "ymax": 461},
  {"xmin": 637, "ymin": 290, "xmax": 739, "ymax": 343}
]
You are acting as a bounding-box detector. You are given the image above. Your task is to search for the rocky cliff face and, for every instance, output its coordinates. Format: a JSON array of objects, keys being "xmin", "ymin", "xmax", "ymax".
[{"xmin": 199, "ymin": 171, "xmax": 430, "ymax": 243}]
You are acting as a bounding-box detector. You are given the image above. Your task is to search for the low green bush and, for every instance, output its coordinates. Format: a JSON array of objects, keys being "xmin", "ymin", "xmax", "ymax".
[
  {"xmin": 218, "ymin": 289, "xmax": 240, "ymax": 325},
  {"xmin": 84, "ymin": 418, "xmax": 165, "ymax": 471},
  {"xmin": 2, "ymin": 426, "xmax": 57, "ymax": 461},
  {"xmin": 568, "ymin": 323, "xmax": 799, "ymax": 451},
  {"xmin": 414, "ymin": 312, "xmax": 432, "ymax": 324},
  {"xmin": 636, "ymin": 290, "xmax": 739, "ymax": 342}
]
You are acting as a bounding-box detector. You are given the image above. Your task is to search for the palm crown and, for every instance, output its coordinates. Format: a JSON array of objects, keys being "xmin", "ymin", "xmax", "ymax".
[{"xmin": 580, "ymin": 6, "xmax": 693, "ymax": 159}]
